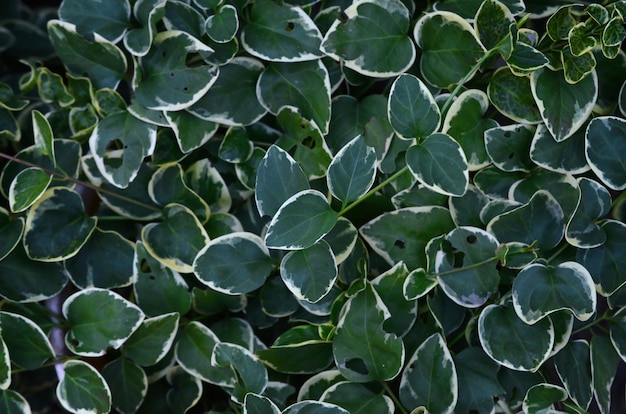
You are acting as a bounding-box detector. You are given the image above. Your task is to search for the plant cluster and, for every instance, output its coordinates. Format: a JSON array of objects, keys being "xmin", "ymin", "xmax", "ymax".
[{"xmin": 2, "ymin": 0, "xmax": 626, "ymax": 412}]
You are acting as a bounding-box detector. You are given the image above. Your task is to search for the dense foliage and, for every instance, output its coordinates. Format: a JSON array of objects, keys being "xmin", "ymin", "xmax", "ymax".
[{"xmin": 2, "ymin": 0, "xmax": 626, "ymax": 412}]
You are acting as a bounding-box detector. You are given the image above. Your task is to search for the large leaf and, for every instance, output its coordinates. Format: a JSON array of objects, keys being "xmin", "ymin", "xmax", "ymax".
[
  {"xmin": 332, "ymin": 283, "xmax": 404, "ymax": 382},
  {"xmin": 23, "ymin": 187, "xmax": 97, "ymax": 261},
  {"xmin": 530, "ymin": 123, "xmax": 590, "ymax": 175},
  {"xmin": 241, "ymin": 0, "xmax": 322, "ymax": 62},
  {"xmin": 414, "ymin": 11, "xmax": 486, "ymax": 88},
  {"xmin": 56, "ymin": 360, "xmax": 111, "ymax": 414},
  {"xmin": 166, "ymin": 366, "xmax": 203, "ymax": 413},
  {"xmin": 326, "ymin": 135, "xmax": 376, "ymax": 205},
  {"xmin": 388, "ymin": 74, "xmax": 440, "ymax": 139},
  {"xmin": 58, "ymin": 0, "xmax": 130, "ymax": 43},
  {"xmin": 488, "ymin": 67, "xmax": 543, "ymax": 124},
  {"xmin": 194, "ymin": 232, "xmax": 274, "ymax": 294},
  {"xmin": 0, "ymin": 312, "xmax": 55, "ymax": 370},
  {"xmin": 530, "ymin": 68, "xmax": 597, "ymax": 142},
  {"xmin": 585, "ymin": 116, "xmax": 626, "ymax": 190},
  {"xmin": 0, "ymin": 390, "xmax": 30, "ymax": 413},
  {"xmin": 322, "ymin": 0, "xmax": 415, "ymax": 77},
  {"xmin": 63, "ymin": 288, "xmax": 144, "ymax": 357},
  {"xmin": 265, "ymin": 190, "xmax": 338, "ymax": 250}
]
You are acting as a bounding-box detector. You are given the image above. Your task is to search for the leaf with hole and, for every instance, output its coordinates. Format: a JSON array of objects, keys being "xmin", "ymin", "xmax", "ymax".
[{"xmin": 485, "ymin": 124, "xmax": 534, "ymax": 172}]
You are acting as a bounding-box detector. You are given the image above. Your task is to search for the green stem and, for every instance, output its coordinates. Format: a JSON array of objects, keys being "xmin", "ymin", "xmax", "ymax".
[
  {"xmin": 545, "ymin": 242, "xmax": 570, "ymax": 264},
  {"xmin": 433, "ymin": 256, "xmax": 499, "ymax": 278},
  {"xmin": 338, "ymin": 166, "xmax": 409, "ymax": 216},
  {"xmin": 571, "ymin": 311, "xmax": 611, "ymax": 335},
  {"xmin": 0, "ymin": 152, "xmax": 162, "ymax": 214},
  {"xmin": 380, "ymin": 381, "xmax": 408, "ymax": 414}
]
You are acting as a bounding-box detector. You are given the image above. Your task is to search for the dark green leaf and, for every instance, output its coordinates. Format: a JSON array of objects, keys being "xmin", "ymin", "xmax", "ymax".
[
  {"xmin": 102, "ymin": 358, "xmax": 148, "ymax": 414},
  {"xmin": 455, "ymin": 347, "xmax": 505, "ymax": 414},
  {"xmin": 590, "ymin": 336, "xmax": 619, "ymax": 414},
  {"xmin": 321, "ymin": 382, "xmax": 393, "ymax": 413},
  {"xmin": 56, "ymin": 360, "xmax": 111, "ymax": 413},
  {"xmin": 244, "ymin": 393, "xmax": 281, "ymax": 414},
  {"xmin": 566, "ymin": 177, "xmax": 611, "ymax": 248},
  {"xmin": 123, "ymin": 312, "xmax": 179, "ymax": 367},
  {"xmin": 388, "ymin": 74, "xmax": 440, "ymax": 139},
  {"xmin": 0, "ymin": 207, "xmax": 23, "ymax": 261},
  {"xmin": 8, "ymin": 167, "xmax": 51, "ymax": 213},
  {"xmin": 166, "ymin": 366, "xmax": 203, "ymax": 413},
  {"xmin": 0, "ymin": 390, "xmax": 30, "ymax": 413},
  {"xmin": 553, "ymin": 340, "xmax": 592, "ymax": 411},
  {"xmin": 485, "ymin": 124, "xmax": 534, "ymax": 172},
  {"xmin": 205, "ymin": 4, "xmax": 238, "ymax": 43},
  {"xmin": 148, "ymin": 163, "xmax": 209, "ymax": 222},
  {"xmin": 164, "ymin": 110, "xmax": 218, "ymax": 153},
  {"xmin": 212, "ymin": 342, "xmax": 268, "ymax": 402},
  {"xmin": 327, "ymin": 135, "xmax": 376, "ymax": 204},
  {"xmin": 281, "ymin": 240, "xmax": 337, "ymax": 303},
  {"xmin": 522, "ymin": 383, "xmax": 567, "ymax": 413},
  {"xmin": 0, "ymin": 311, "xmax": 54, "ymax": 370},
  {"xmin": 488, "ymin": 67, "xmax": 542, "ymax": 124},
  {"xmin": 530, "ymin": 123, "xmax": 589, "ymax": 174},
  {"xmin": 58, "ymin": 0, "xmax": 130, "ymax": 42},
  {"xmin": 586, "ymin": 116, "xmax": 626, "ymax": 190}
]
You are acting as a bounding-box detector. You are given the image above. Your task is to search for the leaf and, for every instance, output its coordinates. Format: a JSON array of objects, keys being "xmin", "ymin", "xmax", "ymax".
[
  {"xmin": 31, "ymin": 110, "xmax": 55, "ymax": 164},
  {"xmin": 58, "ymin": 0, "xmax": 130, "ymax": 43},
  {"xmin": 257, "ymin": 60, "xmax": 331, "ymax": 134},
  {"xmin": 244, "ymin": 393, "xmax": 281, "ymax": 414},
  {"xmin": 474, "ymin": 0, "xmax": 516, "ymax": 53},
  {"xmin": 403, "ymin": 268, "xmax": 438, "ymax": 300},
  {"xmin": 205, "ymin": 4, "xmax": 238, "ymax": 43},
  {"xmin": 163, "ymin": 110, "xmax": 218, "ymax": 153},
  {"xmin": 512, "ymin": 262, "xmax": 596, "ymax": 324},
  {"xmin": 434, "ymin": 0, "xmax": 525, "ymax": 17},
  {"xmin": 142, "ymin": 203, "xmax": 209, "ymax": 273},
  {"xmin": 8, "ymin": 167, "xmax": 51, "ymax": 213},
  {"xmin": 0, "ymin": 207, "xmax": 23, "ymax": 261},
  {"xmin": 478, "ymin": 301, "xmax": 554, "ymax": 372},
  {"xmin": 360, "ymin": 206, "xmax": 455, "ymax": 270},
  {"xmin": 166, "ymin": 366, "xmax": 203, "ymax": 413},
  {"xmin": 185, "ymin": 159, "xmax": 232, "ymax": 214},
  {"xmin": 562, "ymin": 47, "xmax": 596, "ymax": 84},
  {"xmin": 89, "ymin": 110, "xmax": 157, "ymax": 189},
  {"xmin": 102, "ymin": 358, "xmax": 148, "ymax": 414},
  {"xmin": 0, "ymin": 390, "xmax": 31, "ymax": 413},
  {"xmin": 406, "ymin": 133, "xmax": 469, "ymax": 197},
  {"xmin": 0, "ymin": 337, "xmax": 8, "ymax": 390},
  {"xmin": 442, "ymin": 89, "xmax": 498, "ymax": 170},
  {"xmin": 0, "ymin": 312, "xmax": 54, "ymax": 370},
  {"xmin": 530, "ymin": 123, "xmax": 589, "ymax": 175},
  {"xmin": 265, "ymin": 190, "xmax": 338, "ymax": 250},
  {"xmin": 322, "ymin": 0, "xmax": 415, "ymax": 77},
  {"xmin": 388, "ymin": 74, "xmax": 440, "ymax": 139},
  {"xmin": 332, "ymin": 283, "xmax": 404, "ymax": 382},
  {"xmin": 576, "ymin": 220, "xmax": 626, "ymax": 296},
  {"xmin": 194, "ymin": 232, "xmax": 274, "ymax": 294},
  {"xmin": 219, "ymin": 127, "xmax": 254, "ymax": 163},
  {"xmin": 323, "ymin": 217, "xmax": 358, "ymax": 265},
  {"xmin": 123, "ymin": 0, "xmax": 167, "ymax": 56},
  {"xmin": 566, "ymin": 177, "xmax": 612, "ymax": 248},
  {"xmin": 487, "ymin": 67, "xmax": 542, "ymax": 124},
  {"xmin": 280, "ymin": 240, "xmax": 337, "ymax": 303},
  {"xmin": 122, "ymin": 312, "xmax": 180, "ymax": 367},
  {"xmin": 255, "ymin": 145, "xmax": 310, "ymax": 218},
  {"xmin": 23, "ymin": 187, "xmax": 97, "ymax": 261},
  {"xmin": 321, "ymin": 382, "xmax": 393, "ymax": 413},
  {"xmin": 530, "ymin": 68, "xmax": 597, "ymax": 142},
  {"xmin": 212, "ymin": 342, "xmax": 268, "ymax": 403},
  {"xmin": 47, "ymin": 20, "xmax": 127, "ymax": 89},
  {"xmin": 484, "ymin": 124, "xmax": 534, "ymax": 172},
  {"xmin": 522, "ymin": 383, "xmax": 567, "ymax": 414},
  {"xmin": 56, "ymin": 360, "xmax": 112, "ymax": 414},
  {"xmin": 414, "ymin": 11, "xmax": 485, "ymax": 88},
  {"xmin": 553, "ymin": 340, "xmax": 593, "ymax": 411},
  {"xmin": 188, "ymin": 57, "xmax": 267, "ymax": 126},
  {"xmin": 399, "ymin": 333, "xmax": 457, "ymax": 414},
  {"xmin": 454, "ymin": 347, "xmax": 505, "ymax": 414},
  {"xmin": 327, "ymin": 135, "xmax": 376, "ymax": 204},
  {"xmin": 241, "ymin": 0, "xmax": 322, "ymax": 62},
  {"xmin": 283, "ymin": 401, "xmax": 349, "ymax": 414},
  {"xmin": 591, "ymin": 336, "xmax": 619, "ymax": 414},
  {"xmin": 134, "ymin": 31, "xmax": 217, "ymax": 111},
  {"xmin": 487, "ymin": 190, "xmax": 564, "ymax": 251},
  {"xmin": 371, "ymin": 262, "xmax": 417, "ymax": 337},
  {"xmin": 585, "ymin": 115, "xmax": 626, "ymax": 190}
]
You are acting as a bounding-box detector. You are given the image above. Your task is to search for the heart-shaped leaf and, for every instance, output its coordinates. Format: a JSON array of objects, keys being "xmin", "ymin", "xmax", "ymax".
[
  {"xmin": 566, "ymin": 177, "xmax": 612, "ymax": 248},
  {"xmin": 530, "ymin": 123, "xmax": 590, "ymax": 175},
  {"xmin": 485, "ymin": 124, "xmax": 534, "ymax": 172},
  {"xmin": 123, "ymin": 0, "xmax": 166, "ymax": 56},
  {"xmin": 205, "ymin": 4, "xmax": 238, "ymax": 43},
  {"xmin": 488, "ymin": 67, "xmax": 542, "ymax": 124},
  {"xmin": 522, "ymin": 383, "xmax": 568, "ymax": 414},
  {"xmin": 0, "ymin": 312, "xmax": 55, "ymax": 370},
  {"xmin": 585, "ymin": 115, "xmax": 626, "ymax": 190},
  {"xmin": 388, "ymin": 74, "xmax": 440, "ymax": 139}
]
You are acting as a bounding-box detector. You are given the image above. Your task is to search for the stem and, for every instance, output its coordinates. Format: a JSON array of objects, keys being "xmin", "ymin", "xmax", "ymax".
[
  {"xmin": 338, "ymin": 166, "xmax": 409, "ymax": 216},
  {"xmin": 545, "ymin": 242, "xmax": 570, "ymax": 264},
  {"xmin": 380, "ymin": 381, "xmax": 408, "ymax": 414},
  {"xmin": 433, "ymin": 256, "xmax": 499, "ymax": 278},
  {"xmin": 0, "ymin": 152, "xmax": 162, "ymax": 214},
  {"xmin": 571, "ymin": 311, "xmax": 610, "ymax": 335}
]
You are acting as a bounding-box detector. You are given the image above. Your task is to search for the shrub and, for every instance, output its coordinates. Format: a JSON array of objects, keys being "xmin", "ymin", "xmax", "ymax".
[{"xmin": 1, "ymin": 0, "xmax": 626, "ymax": 412}]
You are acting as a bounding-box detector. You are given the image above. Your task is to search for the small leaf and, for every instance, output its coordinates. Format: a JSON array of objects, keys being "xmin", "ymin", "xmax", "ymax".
[
  {"xmin": 512, "ymin": 262, "xmax": 596, "ymax": 324},
  {"xmin": 403, "ymin": 268, "xmax": 437, "ymax": 300},
  {"xmin": 283, "ymin": 401, "xmax": 349, "ymax": 414},
  {"xmin": 148, "ymin": 163, "xmax": 209, "ymax": 222},
  {"xmin": 265, "ymin": 190, "xmax": 338, "ymax": 250},
  {"xmin": 102, "ymin": 358, "xmax": 148, "ymax": 414},
  {"xmin": 522, "ymin": 383, "xmax": 567, "ymax": 414},
  {"xmin": 31, "ymin": 110, "xmax": 55, "ymax": 164},
  {"xmin": 123, "ymin": 0, "xmax": 167, "ymax": 56},
  {"xmin": 321, "ymin": 0, "xmax": 415, "ymax": 77},
  {"xmin": 372, "ymin": 262, "xmax": 417, "ymax": 337},
  {"xmin": 244, "ymin": 393, "xmax": 281, "ymax": 414},
  {"xmin": 388, "ymin": 74, "xmax": 440, "ymax": 139},
  {"xmin": 0, "ymin": 337, "xmax": 8, "ymax": 390},
  {"xmin": 406, "ymin": 133, "xmax": 469, "ymax": 197},
  {"xmin": 474, "ymin": 0, "xmax": 516, "ymax": 52},
  {"xmin": 8, "ymin": 167, "xmax": 51, "ymax": 213},
  {"xmin": 122, "ymin": 312, "xmax": 180, "ymax": 367},
  {"xmin": 327, "ymin": 135, "xmax": 376, "ymax": 204},
  {"xmin": 56, "ymin": 360, "xmax": 112, "ymax": 414},
  {"xmin": 194, "ymin": 232, "xmax": 274, "ymax": 294},
  {"xmin": 205, "ymin": 4, "xmax": 238, "ymax": 43},
  {"xmin": 399, "ymin": 333, "xmax": 457, "ymax": 414},
  {"xmin": 185, "ymin": 159, "xmax": 232, "ymax": 214},
  {"xmin": 586, "ymin": 116, "xmax": 626, "ymax": 190},
  {"xmin": 163, "ymin": 110, "xmax": 218, "ymax": 153},
  {"xmin": 562, "ymin": 47, "xmax": 596, "ymax": 84}
]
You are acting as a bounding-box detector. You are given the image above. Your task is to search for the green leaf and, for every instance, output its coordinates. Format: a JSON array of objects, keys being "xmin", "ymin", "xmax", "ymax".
[
  {"xmin": 219, "ymin": 127, "xmax": 254, "ymax": 163},
  {"xmin": 553, "ymin": 340, "xmax": 592, "ymax": 411},
  {"xmin": 148, "ymin": 163, "xmax": 209, "ymax": 222},
  {"xmin": 406, "ymin": 133, "xmax": 469, "ymax": 197},
  {"xmin": 562, "ymin": 47, "xmax": 596, "ymax": 84},
  {"xmin": 371, "ymin": 262, "xmax": 416, "ymax": 336},
  {"xmin": 577, "ymin": 220, "xmax": 626, "ymax": 296},
  {"xmin": 546, "ymin": 5, "xmax": 578, "ymax": 41},
  {"xmin": 174, "ymin": 321, "xmax": 234, "ymax": 385},
  {"xmin": 194, "ymin": 232, "xmax": 274, "ymax": 294},
  {"xmin": 0, "ymin": 311, "xmax": 54, "ymax": 370},
  {"xmin": 522, "ymin": 383, "xmax": 567, "ymax": 414},
  {"xmin": 530, "ymin": 123, "xmax": 589, "ymax": 174},
  {"xmin": 122, "ymin": 312, "xmax": 179, "ymax": 367},
  {"xmin": 414, "ymin": 11, "xmax": 485, "ymax": 88},
  {"xmin": 487, "ymin": 190, "xmax": 564, "ymax": 251},
  {"xmin": 166, "ymin": 366, "xmax": 203, "ymax": 413},
  {"xmin": 189, "ymin": 57, "xmax": 267, "ymax": 126},
  {"xmin": 322, "ymin": 0, "xmax": 415, "ymax": 77},
  {"xmin": 163, "ymin": 110, "xmax": 218, "ymax": 153},
  {"xmin": 434, "ymin": 0, "xmax": 525, "ymax": 17},
  {"xmin": 212, "ymin": 342, "xmax": 268, "ymax": 403},
  {"xmin": 321, "ymin": 382, "xmax": 393, "ymax": 413},
  {"xmin": 280, "ymin": 240, "xmax": 337, "ymax": 303},
  {"xmin": 23, "ymin": 187, "xmax": 97, "ymax": 261},
  {"xmin": 64, "ymin": 288, "xmax": 144, "ymax": 357},
  {"xmin": 488, "ymin": 67, "xmax": 542, "ymax": 124},
  {"xmin": 0, "ymin": 390, "xmax": 30, "ymax": 413},
  {"xmin": 56, "ymin": 360, "xmax": 112, "ymax": 414},
  {"xmin": 0, "ymin": 337, "xmax": 8, "ymax": 390},
  {"xmin": 530, "ymin": 68, "xmax": 597, "ymax": 142},
  {"xmin": 242, "ymin": 0, "xmax": 322, "ymax": 62},
  {"xmin": 58, "ymin": 0, "xmax": 130, "ymax": 43},
  {"xmin": 506, "ymin": 42, "xmax": 550, "ymax": 75},
  {"xmin": 442, "ymin": 89, "xmax": 498, "ymax": 170},
  {"xmin": 591, "ymin": 336, "xmax": 619, "ymax": 414},
  {"xmin": 586, "ymin": 116, "xmax": 626, "ymax": 190},
  {"xmin": 454, "ymin": 347, "xmax": 505, "ymax": 414},
  {"xmin": 323, "ymin": 217, "xmax": 358, "ymax": 265},
  {"xmin": 102, "ymin": 358, "xmax": 148, "ymax": 414},
  {"xmin": 260, "ymin": 276, "xmax": 300, "ymax": 318},
  {"xmin": 142, "ymin": 203, "xmax": 209, "ymax": 273},
  {"xmin": 435, "ymin": 227, "xmax": 500, "ymax": 308},
  {"xmin": 479, "ymin": 301, "xmax": 554, "ymax": 372},
  {"xmin": 0, "ymin": 207, "xmax": 23, "ymax": 261},
  {"xmin": 360, "ymin": 206, "xmax": 455, "ymax": 270},
  {"xmin": 31, "ymin": 110, "xmax": 55, "ymax": 164},
  {"xmin": 566, "ymin": 177, "xmax": 611, "ymax": 248},
  {"xmin": 403, "ymin": 268, "xmax": 438, "ymax": 300},
  {"xmin": 399, "ymin": 333, "xmax": 457, "ymax": 414},
  {"xmin": 484, "ymin": 124, "xmax": 534, "ymax": 172},
  {"xmin": 512, "ymin": 262, "xmax": 596, "ymax": 324},
  {"xmin": 135, "ymin": 31, "xmax": 217, "ymax": 111},
  {"xmin": 47, "ymin": 20, "xmax": 127, "ymax": 90},
  {"xmin": 0, "ymin": 108, "xmax": 19, "ymax": 142},
  {"xmin": 257, "ymin": 60, "xmax": 331, "ymax": 134},
  {"xmin": 205, "ymin": 4, "xmax": 238, "ymax": 43},
  {"xmin": 327, "ymin": 135, "xmax": 376, "ymax": 204},
  {"xmin": 284, "ymin": 401, "xmax": 349, "ymax": 414},
  {"xmin": 89, "ymin": 110, "xmax": 157, "ymax": 189},
  {"xmin": 244, "ymin": 393, "xmax": 281, "ymax": 414},
  {"xmin": 255, "ymin": 145, "xmax": 310, "ymax": 218},
  {"xmin": 265, "ymin": 190, "xmax": 338, "ymax": 250},
  {"xmin": 123, "ymin": 0, "xmax": 167, "ymax": 56},
  {"xmin": 475, "ymin": 0, "xmax": 516, "ymax": 53},
  {"xmin": 8, "ymin": 167, "xmax": 51, "ymax": 213},
  {"xmin": 388, "ymin": 74, "xmax": 440, "ymax": 139},
  {"xmin": 333, "ymin": 283, "xmax": 404, "ymax": 382},
  {"xmin": 185, "ymin": 159, "xmax": 232, "ymax": 214}
]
